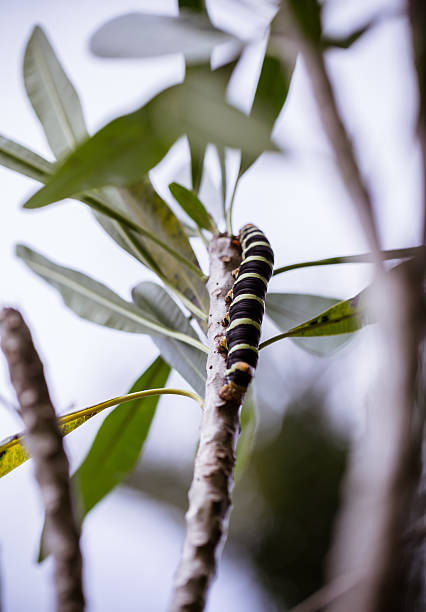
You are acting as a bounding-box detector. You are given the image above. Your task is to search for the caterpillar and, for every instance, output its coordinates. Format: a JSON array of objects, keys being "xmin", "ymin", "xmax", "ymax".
[{"xmin": 219, "ymin": 223, "xmax": 274, "ymax": 403}]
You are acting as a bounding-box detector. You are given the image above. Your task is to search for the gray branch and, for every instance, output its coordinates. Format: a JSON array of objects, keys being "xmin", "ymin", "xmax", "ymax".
[
  {"xmin": 169, "ymin": 236, "xmax": 242, "ymax": 611},
  {"xmin": 0, "ymin": 308, "xmax": 84, "ymax": 612},
  {"xmin": 276, "ymin": 3, "xmax": 426, "ymax": 610}
]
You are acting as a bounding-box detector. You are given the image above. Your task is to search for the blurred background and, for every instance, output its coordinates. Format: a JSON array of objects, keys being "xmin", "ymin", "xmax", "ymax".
[{"xmin": 0, "ymin": 0, "xmax": 420, "ymax": 610}]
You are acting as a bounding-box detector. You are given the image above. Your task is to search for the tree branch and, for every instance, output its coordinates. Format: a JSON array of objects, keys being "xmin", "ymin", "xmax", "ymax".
[
  {"xmin": 0, "ymin": 308, "xmax": 85, "ymax": 612},
  {"xmin": 279, "ymin": 4, "xmax": 426, "ymax": 611},
  {"xmin": 278, "ymin": 2, "xmax": 381, "ymax": 262},
  {"xmin": 169, "ymin": 236, "xmax": 242, "ymax": 611}
]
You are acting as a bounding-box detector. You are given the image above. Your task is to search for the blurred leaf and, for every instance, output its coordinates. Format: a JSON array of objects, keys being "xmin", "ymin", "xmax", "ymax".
[
  {"xmin": 132, "ymin": 282, "xmax": 207, "ymax": 396},
  {"xmin": 322, "ymin": 12, "xmax": 391, "ymax": 50},
  {"xmin": 189, "ymin": 141, "xmax": 206, "ymax": 193},
  {"xmin": 23, "ymin": 65, "xmax": 278, "ymax": 211},
  {"xmin": 16, "ymin": 245, "xmax": 207, "ymax": 352},
  {"xmin": 248, "ymin": 398, "xmax": 348, "ymax": 607},
  {"xmin": 265, "ymin": 293, "xmax": 355, "ymax": 355},
  {"xmin": 241, "ymin": 52, "xmax": 294, "ymax": 175},
  {"xmin": 0, "ymin": 134, "xmax": 53, "ymax": 182},
  {"xmin": 169, "ymin": 182, "xmax": 216, "ymax": 232},
  {"xmin": 74, "ymin": 357, "xmax": 170, "ymax": 518},
  {"xmin": 286, "ymin": 0, "xmax": 322, "ymax": 43},
  {"xmin": 179, "ymin": 0, "xmax": 204, "ymax": 11},
  {"xmin": 90, "ymin": 11, "xmax": 239, "ymax": 63},
  {"xmin": 23, "ymin": 26, "xmax": 88, "ymax": 159},
  {"xmin": 235, "ymin": 386, "xmax": 258, "ymax": 480}
]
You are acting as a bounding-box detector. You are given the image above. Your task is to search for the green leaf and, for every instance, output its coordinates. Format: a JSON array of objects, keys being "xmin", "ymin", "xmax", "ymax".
[
  {"xmin": 189, "ymin": 141, "xmax": 206, "ymax": 193},
  {"xmin": 119, "ymin": 182, "xmax": 209, "ymax": 314},
  {"xmin": 286, "ymin": 0, "xmax": 322, "ymax": 43},
  {"xmin": 132, "ymin": 282, "xmax": 207, "ymax": 396},
  {"xmin": 90, "ymin": 11, "xmax": 239, "ymax": 63},
  {"xmin": 74, "ymin": 357, "xmax": 171, "ymax": 518},
  {"xmin": 169, "ymin": 182, "xmax": 216, "ymax": 232},
  {"xmin": 0, "ymin": 134, "xmax": 53, "ymax": 182},
  {"xmin": 272, "ymin": 247, "xmax": 424, "ymax": 276},
  {"xmin": 179, "ymin": 0, "xmax": 204, "ymax": 11},
  {"xmin": 23, "ymin": 26, "xmax": 88, "ymax": 159},
  {"xmin": 265, "ymin": 293, "xmax": 355, "ymax": 356},
  {"xmin": 240, "ymin": 52, "xmax": 294, "ymax": 175},
  {"xmin": 16, "ymin": 245, "xmax": 208, "ymax": 353},
  {"xmin": 23, "ymin": 65, "xmax": 277, "ymax": 211}
]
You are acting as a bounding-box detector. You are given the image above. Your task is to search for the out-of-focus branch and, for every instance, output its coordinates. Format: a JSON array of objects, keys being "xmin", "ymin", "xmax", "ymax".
[
  {"xmin": 0, "ymin": 308, "xmax": 84, "ymax": 612},
  {"xmin": 279, "ymin": 3, "xmax": 426, "ymax": 611},
  {"xmin": 326, "ymin": 263, "xmax": 425, "ymax": 612},
  {"xmin": 277, "ymin": 2, "xmax": 381, "ymax": 262},
  {"xmin": 169, "ymin": 236, "xmax": 242, "ymax": 612},
  {"xmin": 408, "ymin": 0, "xmax": 426, "ymax": 245}
]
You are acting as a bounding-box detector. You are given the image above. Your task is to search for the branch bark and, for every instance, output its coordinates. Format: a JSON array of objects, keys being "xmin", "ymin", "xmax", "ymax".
[
  {"xmin": 0, "ymin": 308, "xmax": 84, "ymax": 612},
  {"xmin": 169, "ymin": 235, "xmax": 242, "ymax": 612}
]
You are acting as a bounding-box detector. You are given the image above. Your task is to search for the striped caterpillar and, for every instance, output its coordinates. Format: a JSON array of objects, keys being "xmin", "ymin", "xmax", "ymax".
[{"xmin": 219, "ymin": 223, "xmax": 274, "ymax": 403}]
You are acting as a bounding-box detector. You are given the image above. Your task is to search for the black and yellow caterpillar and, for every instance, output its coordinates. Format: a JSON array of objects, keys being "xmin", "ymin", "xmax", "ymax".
[{"xmin": 219, "ymin": 223, "xmax": 274, "ymax": 403}]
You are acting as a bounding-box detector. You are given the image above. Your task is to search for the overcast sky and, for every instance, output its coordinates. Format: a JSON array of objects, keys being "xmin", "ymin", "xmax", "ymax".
[{"xmin": 0, "ymin": 0, "xmax": 418, "ymax": 610}]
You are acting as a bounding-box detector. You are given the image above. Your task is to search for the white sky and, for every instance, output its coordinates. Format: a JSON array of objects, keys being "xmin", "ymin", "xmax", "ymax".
[{"xmin": 0, "ymin": 0, "xmax": 420, "ymax": 610}]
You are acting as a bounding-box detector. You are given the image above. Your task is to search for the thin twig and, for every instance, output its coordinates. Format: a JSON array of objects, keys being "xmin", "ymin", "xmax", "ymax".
[
  {"xmin": 0, "ymin": 308, "xmax": 84, "ymax": 612},
  {"xmin": 169, "ymin": 236, "xmax": 242, "ymax": 611}
]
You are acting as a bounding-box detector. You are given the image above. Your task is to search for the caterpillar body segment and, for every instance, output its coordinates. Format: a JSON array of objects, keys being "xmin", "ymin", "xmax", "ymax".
[{"xmin": 219, "ymin": 224, "xmax": 274, "ymax": 403}]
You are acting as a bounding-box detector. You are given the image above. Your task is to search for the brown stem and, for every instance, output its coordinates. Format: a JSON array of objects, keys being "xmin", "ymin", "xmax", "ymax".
[
  {"xmin": 169, "ymin": 236, "xmax": 242, "ymax": 611},
  {"xmin": 0, "ymin": 308, "xmax": 84, "ymax": 612}
]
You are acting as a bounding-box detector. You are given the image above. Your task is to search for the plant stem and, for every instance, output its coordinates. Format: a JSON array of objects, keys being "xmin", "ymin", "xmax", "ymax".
[
  {"xmin": 0, "ymin": 308, "xmax": 85, "ymax": 612},
  {"xmin": 272, "ymin": 247, "xmax": 424, "ymax": 277},
  {"xmin": 169, "ymin": 235, "xmax": 242, "ymax": 612}
]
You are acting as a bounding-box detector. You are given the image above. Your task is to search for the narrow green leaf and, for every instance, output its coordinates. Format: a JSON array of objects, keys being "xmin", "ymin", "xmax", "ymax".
[
  {"xmin": 132, "ymin": 282, "xmax": 207, "ymax": 396},
  {"xmin": 0, "ymin": 134, "xmax": 53, "ymax": 182},
  {"xmin": 16, "ymin": 245, "xmax": 208, "ymax": 353},
  {"xmin": 272, "ymin": 247, "xmax": 424, "ymax": 276},
  {"xmin": 169, "ymin": 182, "xmax": 217, "ymax": 232},
  {"xmin": 23, "ymin": 26, "xmax": 88, "ymax": 159},
  {"xmin": 189, "ymin": 140, "xmax": 205, "ymax": 193},
  {"xmin": 23, "ymin": 65, "xmax": 277, "ymax": 212},
  {"xmin": 265, "ymin": 293, "xmax": 354, "ymax": 355},
  {"xmin": 240, "ymin": 52, "xmax": 294, "ymax": 175},
  {"xmin": 90, "ymin": 12, "xmax": 239, "ymax": 63},
  {"xmin": 74, "ymin": 357, "xmax": 171, "ymax": 518}
]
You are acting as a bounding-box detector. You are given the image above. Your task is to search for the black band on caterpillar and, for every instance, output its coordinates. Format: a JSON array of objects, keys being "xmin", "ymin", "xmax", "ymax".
[{"xmin": 219, "ymin": 223, "xmax": 274, "ymax": 403}]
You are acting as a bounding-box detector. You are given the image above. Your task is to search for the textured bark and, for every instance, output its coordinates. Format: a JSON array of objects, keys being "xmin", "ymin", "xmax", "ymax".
[
  {"xmin": 0, "ymin": 308, "xmax": 84, "ymax": 612},
  {"xmin": 169, "ymin": 236, "xmax": 242, "ymax": 612}
]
